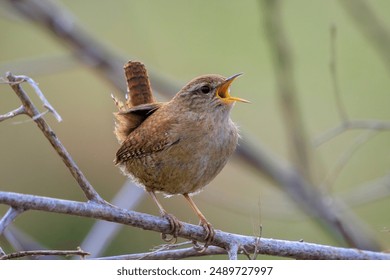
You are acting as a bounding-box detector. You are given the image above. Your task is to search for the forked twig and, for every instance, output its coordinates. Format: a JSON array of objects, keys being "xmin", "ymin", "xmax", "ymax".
[
  {"xmin": 314, "ymin": 25, "xmax": 390, "ymax": 193},
  {"xmin": 4, "ymin": 73, "xmax": 105, "ymax": 204},
  {"xmin": 13, "ymin": 75, "xmax": 62, "ymax": 122},
  {"xmin": 313, "ymin": 25, "xmax": 390, "ymax": 146}
]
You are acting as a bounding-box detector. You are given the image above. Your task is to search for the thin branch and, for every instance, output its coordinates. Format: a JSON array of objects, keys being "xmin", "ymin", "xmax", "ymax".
[
  {"xmin": 0, "ymin": 105, "xmax": 26, "ymax": 122},
  {"xmin": 97, "ymin": 246, "xmax": 226, "ymax": 260},
  {"xmin": 0, "ymin": 191, "xmax": 389, "ymax": 260},
  {"xmin": 0, "ymin": 207, "xmax": 24, "ymax": 235},
  {"xmin": 97, "ymin": 241, "xmax": 226, "ymax": 260},
  {"xmin": 313, "ymin": 119, "xmax": 390, "ymax": 147},
  {"xmin": 5, "ymin": 73, "xmax": 105, "ymax": 204},
  {"xmin": 0, "ymin": 248, "xmax": 89, "ymax": 260},
  {"xmin": 16, "ymin": 75, "xmax": 62, "ymax": 122}
]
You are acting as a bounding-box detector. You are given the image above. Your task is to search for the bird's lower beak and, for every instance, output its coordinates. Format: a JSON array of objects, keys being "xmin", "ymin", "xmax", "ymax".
[{"xmin": 216, "ymin": 73, "xmax": 249, "ymax": 104}]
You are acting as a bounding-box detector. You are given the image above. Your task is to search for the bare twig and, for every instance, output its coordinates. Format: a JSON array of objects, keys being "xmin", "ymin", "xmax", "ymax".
[
  {"xmin": 15, "ymin": 75, "xmax": 62, "ymax": 122},
  {"xmin": 119, "ymin": 241, "xmax": 210, "ymax": 260},
  {"xmin": 0, "ymin": 247, "xmax": 89, "ymax": 260},
  {"xmin": 1, "ymin": 191, "xmax": 389, "ymax": 260},
  {"xmin": 240, "ymin": 234, "xmax": 261, "ymax": 260},
  {"xmin": 0, "ymin": 105, "xmax": 25, "ymax": 122},
  {"xmin": 314, "ymin": 24, "xmax": 390, "ymax": 147},
  {"xmin": 97, "ymin": 246, "xmax": 226, "ymax": 260},
  {"xmin": 5, "ymin": 73, "xmax": 105, "ymax": 204},
  {"xmin": 0, "ymin": 207, "xmax": 24, "ymax": 235},
  {"xmin": 313, "ymin": 120, "xmax": 390, "ymax": 146}
]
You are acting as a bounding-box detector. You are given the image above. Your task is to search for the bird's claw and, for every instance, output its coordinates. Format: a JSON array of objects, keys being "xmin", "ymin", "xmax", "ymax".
[
  {"xmin": 161, "ymin": 213, "xmax": 182, "ymax": 243},
  {"xmin": 192, "ymin": 221, "xmax": 215, "ymax": 252}
]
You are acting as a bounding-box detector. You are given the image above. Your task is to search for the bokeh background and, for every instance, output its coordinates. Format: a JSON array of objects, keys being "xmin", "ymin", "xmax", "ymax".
[{"xmin": 1, "ymin": 0, "xmax": 389, "ymax": 259}]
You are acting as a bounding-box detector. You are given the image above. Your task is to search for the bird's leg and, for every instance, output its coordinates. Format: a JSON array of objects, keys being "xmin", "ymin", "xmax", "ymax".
[
  {"xmin": 183, "ymin": 193, "xmax": 215, "ymax": 252},
  {"xmin": 148, "ymin": 191, "xmax": 182, "ymax": 243}
]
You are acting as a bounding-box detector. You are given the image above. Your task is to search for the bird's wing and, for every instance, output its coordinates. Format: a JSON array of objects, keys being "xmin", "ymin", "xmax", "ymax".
[
  {"xmin": 113, "ymin": 102, "xmax": 163, "ymax": 144},
  {"xmin": 115, "ymin": 108, "xmax": 180, "ymax": 164}
]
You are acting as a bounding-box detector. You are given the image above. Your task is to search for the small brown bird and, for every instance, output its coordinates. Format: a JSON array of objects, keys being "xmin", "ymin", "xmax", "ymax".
[{"xmin": 112, "ymin": 61, "xmax": 248, "ymax": 249}]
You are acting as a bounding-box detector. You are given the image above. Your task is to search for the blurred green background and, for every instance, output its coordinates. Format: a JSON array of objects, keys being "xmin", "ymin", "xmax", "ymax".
[{"xmin": 1, "ymin": 0, "xmax": 389, "ymax": 259}]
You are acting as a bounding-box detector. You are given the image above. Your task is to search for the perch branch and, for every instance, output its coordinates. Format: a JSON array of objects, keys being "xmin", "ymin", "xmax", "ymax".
[
  {"xmin": 4, "ymin": 73, "xmax": 105, "ymax": 204},
  {"xmin": 1, "ymin": 191, "xmax": 389, "ymax": 260},
  {"xmin": 79, "ymin": 180, "xmax": 145, "ymax": 258}
]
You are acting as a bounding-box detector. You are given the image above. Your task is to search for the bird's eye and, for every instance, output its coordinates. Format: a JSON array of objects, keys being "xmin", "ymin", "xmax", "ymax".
[{"xmin": 200, "ymin": 85, "xmax": 211, "ymax": 94}]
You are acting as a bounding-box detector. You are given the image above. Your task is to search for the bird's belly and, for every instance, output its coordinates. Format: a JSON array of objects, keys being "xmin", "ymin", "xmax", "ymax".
[{"xmin": 121, "ymin": 127, "xmax": 237, "ymax": 195}]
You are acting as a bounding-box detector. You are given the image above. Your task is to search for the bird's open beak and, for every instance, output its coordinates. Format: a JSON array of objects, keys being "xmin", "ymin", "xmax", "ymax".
[{"xmin": 216, "ymin": 73, "xmax": 249, "ymax": 104}]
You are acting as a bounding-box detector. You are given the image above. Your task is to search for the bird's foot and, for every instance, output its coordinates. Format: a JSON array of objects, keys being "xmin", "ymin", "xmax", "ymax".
[
  {"xmin": 192, "ymin": 220, "xmax": 215, "ymax": 252},
  {"xmin": 161, "ymin": 212, "xmax": 182, "ymax": 243}
]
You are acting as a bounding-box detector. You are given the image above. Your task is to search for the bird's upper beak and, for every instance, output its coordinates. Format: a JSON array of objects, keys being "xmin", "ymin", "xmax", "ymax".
[{"xmin": 216, "ymin": 73, "xmax": 249, "ymax": 104}]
